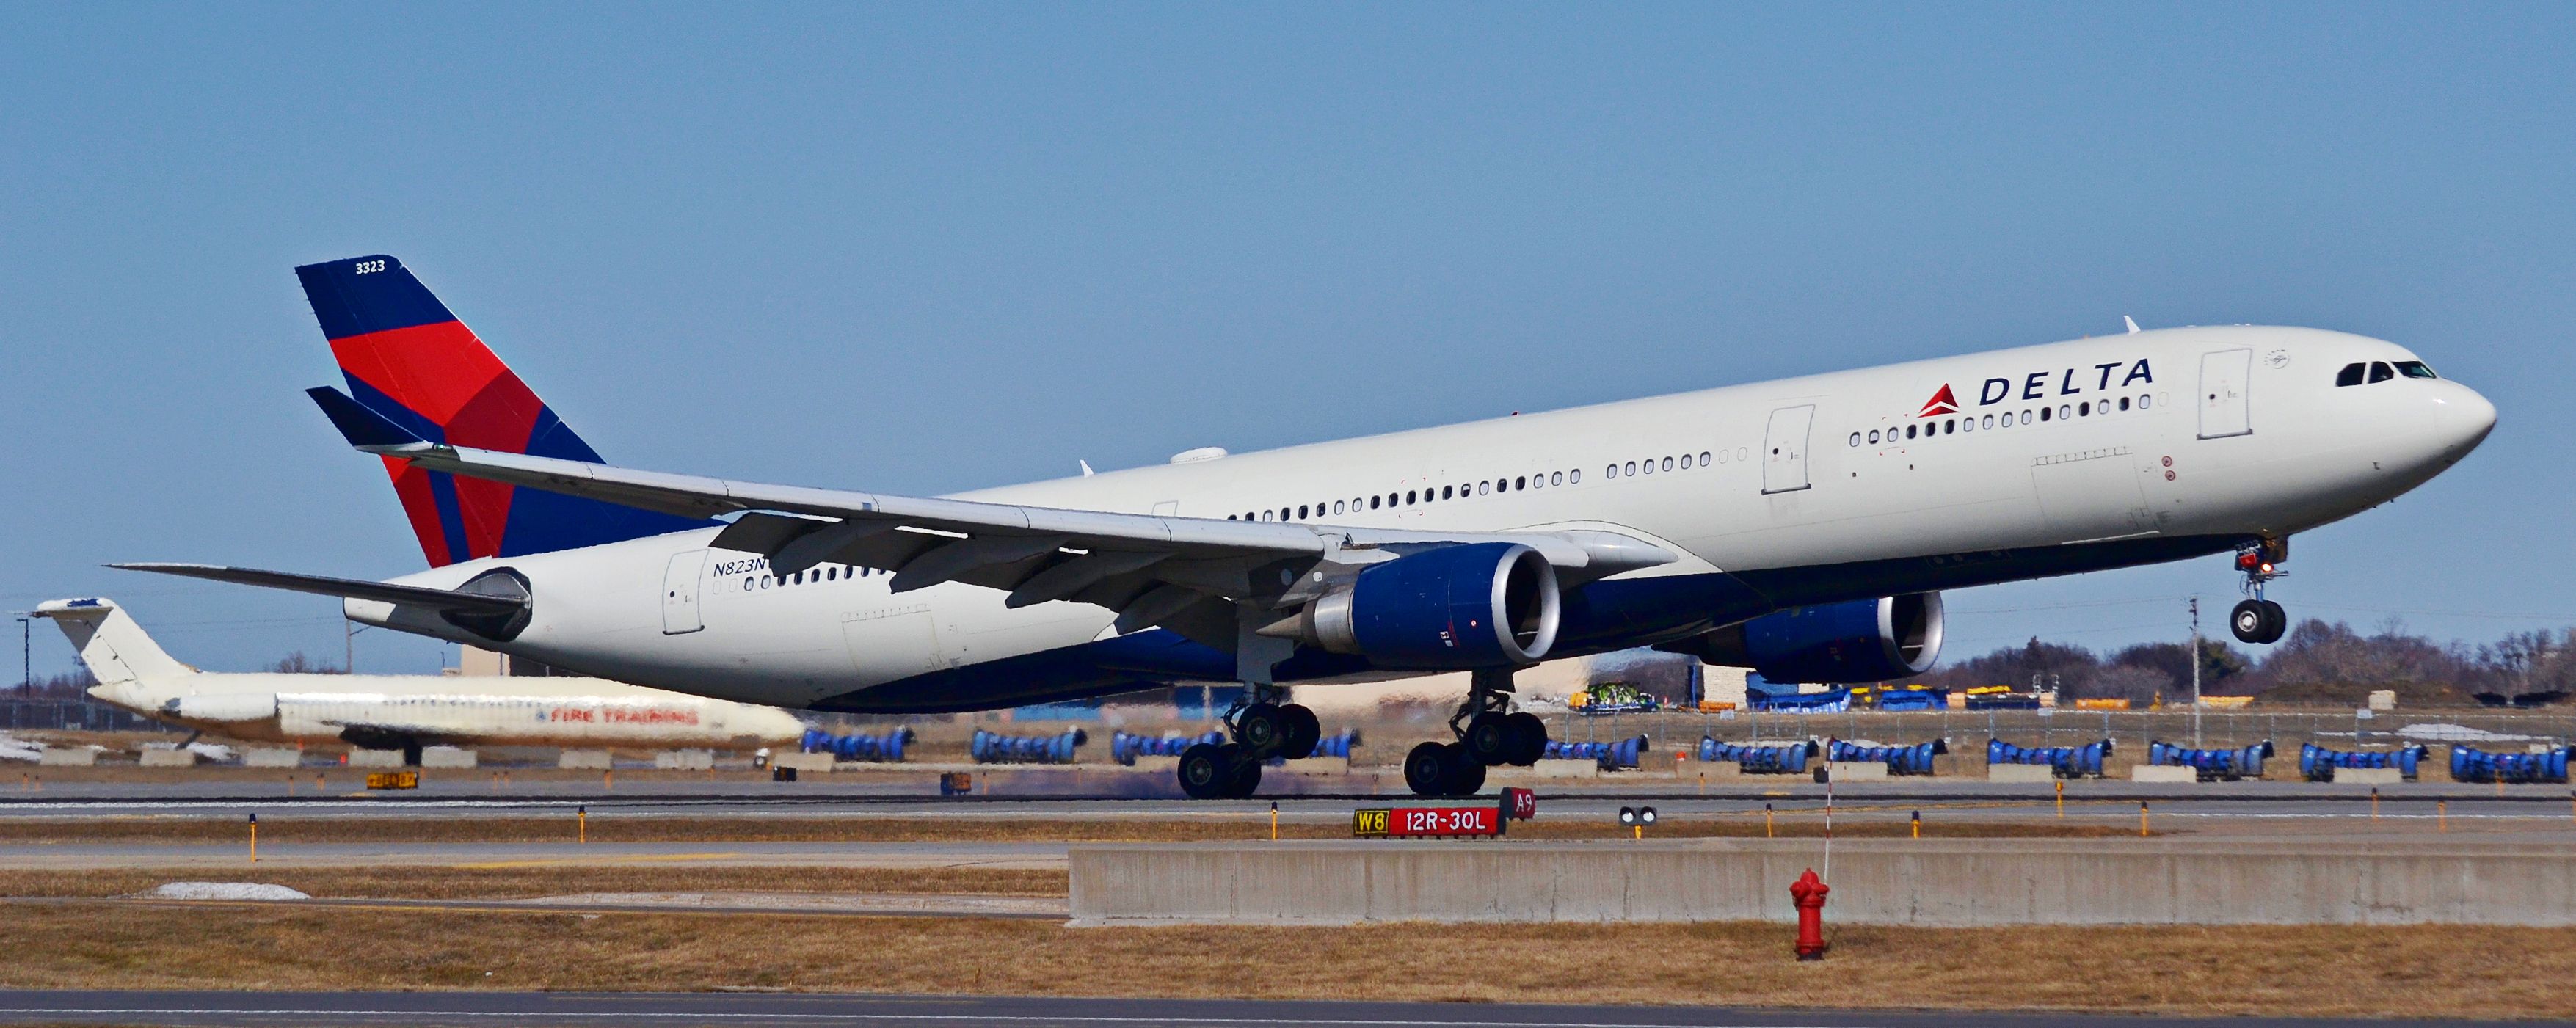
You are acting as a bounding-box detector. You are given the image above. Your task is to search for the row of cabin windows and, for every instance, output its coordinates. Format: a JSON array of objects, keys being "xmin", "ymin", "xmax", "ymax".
[
  {"xmin": 2336, "ymin": 360, "xmax": 2437, "ymax": 386},
  {"xmin": 1849, "ymin": 393, "xmax": 2156, "ymax": 448},
  {"xmin": 1603, "ymin": 450, "xmax": 1723, "ymax": 480},
  {"xmin": 742, "ymin": 564, "xmax": 874, "ymax": 592},
  {"xmin": 1228, "ymin": 467, "xmax": 1589, "ymax": 522}
]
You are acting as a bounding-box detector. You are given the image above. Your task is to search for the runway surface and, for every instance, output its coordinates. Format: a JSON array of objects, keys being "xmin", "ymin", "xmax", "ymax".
[{"xmin": 0, "ymin": 991, "xmax": 2527, "ymax": 1027}]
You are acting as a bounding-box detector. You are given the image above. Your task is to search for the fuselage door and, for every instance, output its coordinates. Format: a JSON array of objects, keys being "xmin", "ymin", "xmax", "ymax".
[
  {"xmin": 2197, "ymin": 348, "xmax": 2254, "ymax": 440},
  {"xmin": 661, "ymin": 549, "xmax": 707, "ymax": 635},
  {"xmin": 1761, "ymin": 404, "xmax": 1816, "ymax": 494}
]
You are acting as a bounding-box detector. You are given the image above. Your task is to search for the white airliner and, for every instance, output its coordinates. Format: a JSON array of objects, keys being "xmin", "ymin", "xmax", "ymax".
[
  {"xmin": 127, "ymin": 255, "xmax": 2495, "ymax": 798},
  {"xmin": 34, "ymin": 598, "xmax": 807, "ymax": 759}
]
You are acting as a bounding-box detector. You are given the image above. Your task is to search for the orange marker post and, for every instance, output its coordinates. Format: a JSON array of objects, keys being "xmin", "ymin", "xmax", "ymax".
[
  {"xmin": 2055, "ymin": 779, "xmax": 2064, "ymax": 818},
  {"xmin": 1911, "ymin": 810, "xmax": 1921, "ymax": 839},
  {"xmin": 2139, "ymin": 801, "xmax": 2150, "ymax": 837},
  {"xmin": 578, "ymin": 804, "xmax": 588, "ymax": 844},
  {"xmin": 2372, "ymin": 787, "xmax": 2381, "ymax": 821},
  {"xmin": 1764, "ymin": 803, "xmax": 1775, "ymax": 839},
  {"xmin": 247, "ymin": 813, "xmax": 258, "ymax": 864}
]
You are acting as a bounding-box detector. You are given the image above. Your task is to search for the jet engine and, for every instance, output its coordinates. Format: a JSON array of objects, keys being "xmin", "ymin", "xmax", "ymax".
[
  {"xmin": 1264, "ymin": 542, "xmax": 1561, "ymax": 669},
  {"xmin": 1668, "ymin": 593, "xmax": 1943, "ymax": 684}
]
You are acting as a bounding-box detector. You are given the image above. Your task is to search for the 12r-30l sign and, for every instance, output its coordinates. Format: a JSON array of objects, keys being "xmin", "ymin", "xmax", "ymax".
[{"xmin": 1353, "ymin": 805, "xmax": 1500, "ymax": 837}]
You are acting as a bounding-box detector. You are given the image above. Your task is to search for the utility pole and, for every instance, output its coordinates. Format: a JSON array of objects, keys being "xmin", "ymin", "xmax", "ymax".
[
  {"xmin": 2188, "ymin": 597, "xmax": 2202, "ymax": 747},
  {"xmin": 15, "ymin": 614, "xmax": 28, "ymax": 694}
]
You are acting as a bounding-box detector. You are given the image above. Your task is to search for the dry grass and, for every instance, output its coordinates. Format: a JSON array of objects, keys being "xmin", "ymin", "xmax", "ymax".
[
  {"xmin": 0, "ymin": 865, "xmax": 1065, "ymax": 900},
  {"xmin": 0, "ymin": 814, "xmax": 2138, "ymax": 846},
  {"xmin": 0, "ymin": 904, "xmax": 2566, "ymax": 1018}
]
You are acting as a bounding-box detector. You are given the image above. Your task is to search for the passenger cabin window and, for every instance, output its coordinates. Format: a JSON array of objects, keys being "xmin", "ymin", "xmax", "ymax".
[
  {"xmin": 2368, "ymin": 361, "xmax": 2395, "ymax": 383},
  {"xmin": 2395, "ymin": 360, "xmax": 2438, "ymax": 379},
  {"xmin": 2335, "ymin": 362, "xmax": 2365, "ymax": 387}
]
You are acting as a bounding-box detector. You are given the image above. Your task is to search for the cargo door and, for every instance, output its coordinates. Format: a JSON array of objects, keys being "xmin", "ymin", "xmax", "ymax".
[
  {"xmin": 1761, "ymin": 404, "xmax": 1815, "ymax": 494},
  {"xmin": 2197, "ymin": 349, "xmax": 2254, "ymax": 440},
  {"xmin": 842, "ymin": 605, "xmax": 945, "ymax": 682},
  {"xmin": 660, "ymin": 550, "xmax": 706, "ymax": 635}
]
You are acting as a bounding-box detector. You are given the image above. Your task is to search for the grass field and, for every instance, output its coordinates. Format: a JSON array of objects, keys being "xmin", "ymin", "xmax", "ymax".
[
  {"xmin": 0, "ymin": 901, "xmax": 2565, "ymax": 1018},
  {"xmin": 0, "ymin": 814, "xmax": 2151, "ymax": 845}
]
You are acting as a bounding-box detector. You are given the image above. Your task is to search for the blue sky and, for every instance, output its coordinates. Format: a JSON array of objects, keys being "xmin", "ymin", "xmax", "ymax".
[{"xmin": 3, "ymin": 4, "xmax": 2571, "ymax": 680}]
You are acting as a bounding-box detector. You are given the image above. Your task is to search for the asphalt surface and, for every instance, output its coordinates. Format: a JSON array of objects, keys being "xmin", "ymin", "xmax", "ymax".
[{"xmin": 0, "ymin": 991, "xmax": 2533, "ymax": 1028}]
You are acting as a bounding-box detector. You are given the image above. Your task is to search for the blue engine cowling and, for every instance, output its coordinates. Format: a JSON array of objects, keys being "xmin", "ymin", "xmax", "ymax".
[
  {"xmin": 1667, "ymin": 594, "xmax": 1943, "ymax": 683},
  {"xmin": 1288, "ymin": 542, "xmax": 1561, "ymax": 670}
]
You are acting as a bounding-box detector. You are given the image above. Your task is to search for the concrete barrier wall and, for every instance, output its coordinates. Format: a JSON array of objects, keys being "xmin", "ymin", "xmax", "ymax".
[{"xmin": 1069, "ymin": 839, "xmax": 2576, "ymax": 927}]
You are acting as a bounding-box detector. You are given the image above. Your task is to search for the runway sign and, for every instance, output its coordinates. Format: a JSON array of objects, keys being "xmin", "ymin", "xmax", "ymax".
[
  {"xmin": 365, "ymin": 771, "xmax": 419, "ymax": 790},
  {"xmin": 1353, "ymin": 806, "xmax": 1500, "ymax": 838}
]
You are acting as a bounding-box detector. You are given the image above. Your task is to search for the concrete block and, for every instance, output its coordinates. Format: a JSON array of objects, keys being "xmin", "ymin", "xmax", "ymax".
[
  {"xmin": 244, "ymin": 748, "xmax": 302, "ymax": 768},
  {"xmin": 421, "ymin": 746, "xmax": 479, "ymax": 769},
  {"xmin": 556, "ymin": 748, "xmax": 614, "ymax": 770},
  {"xmin": 37, "ymin": 748, "xmax": 95, "ymax": 767},
  {"xmin": 1825, "ymin": 760, "xmax": 1887, "ymax": 781},
  {"xmin": 345, "ymin": 748, "xmax": 407, "ymax": 768},
  {"xmin": 1529, "ymin": 759, "xmax": 1599, "ymax": 779},
  {"xmin": 1125, "ymin": 756, "xmax": 1179, "ymax": 773},
  {"xmin": 138, "ymin": 748, "xmax": 197, "ymax": 768},
  {"xmin": 2335, "ymin": 766, "xmax": 2404, "ymax": 785},
  {"xmin": 2131, "ymin": 765, "xmax": 2199, "ymax": 783},
  {"xmin": 652, "ymin": 749, "xmax": 714, "ymax": 771},
  {"xmin": 770, "ymin": 751, "xmax": 836, "ymax": 773},
  {"xmin": 1071, "ymin": 839, "xmax": 2576, "ymax": 927},
  {"xmin": 1987, "ymin": 762, "xmax": 2059, "ymax": 783}
]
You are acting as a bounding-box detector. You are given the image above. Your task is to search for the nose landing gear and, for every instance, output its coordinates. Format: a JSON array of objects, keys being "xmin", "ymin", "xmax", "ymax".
[{"xmin": 2228, "ymin": 541, "xmax": 2289, "ymax": 645}]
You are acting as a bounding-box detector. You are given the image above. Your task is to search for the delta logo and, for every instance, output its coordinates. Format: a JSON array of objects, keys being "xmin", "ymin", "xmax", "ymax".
[{"xmin": 1917, "ymin": 359, "xmax": 2156, "ymax": 417}]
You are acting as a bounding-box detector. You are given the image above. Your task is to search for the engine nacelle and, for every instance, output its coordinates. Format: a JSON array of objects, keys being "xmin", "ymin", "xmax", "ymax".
[
  {"xmin": 1271, "ymin": 542, "xmax": 1561, "ymax": 669},
  {"xmin": 164, "ymin": 692, "xmax": 279, "ymax": 723},
  {"xmin": 1670, "ymin": 593, "xmax": 1943, "ymax": 684}
]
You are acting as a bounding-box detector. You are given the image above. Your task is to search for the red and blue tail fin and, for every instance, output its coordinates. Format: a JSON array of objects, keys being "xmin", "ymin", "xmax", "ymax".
[{"xmin": 295, "ymin": 255, "xmax": 713, "ymax": 567}]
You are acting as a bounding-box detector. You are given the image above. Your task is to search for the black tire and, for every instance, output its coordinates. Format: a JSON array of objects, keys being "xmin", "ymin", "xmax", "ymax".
[
  {"xmin": 1177, "ymin": 743, "xmax": 1229, "ymax": 800},
  {"xmin": 2230, "ymin": 599, "xmax": 2267, "ymax": 644},
  {"xmin": 1463, "ymin": 711, "xmax": 1513, "ymax": 766},
  {"xmin": 1441, "ymin": 742, "xmax": 1486, "ymax": 796},
  {"xmin": 1278, "ymin": 704, "xmax": 1321, "ymax": 760},
  {"xmin": 2258, "ymin": 600, "xmax": 2288, "ymax": 644},
  {"xmin": 1237, "ymin": 703, "xmax": 1284, "ymax": 754},
  {"xmin": 1223, "ymin": 750, "xmax": 1262, "ymax": 799},
  {"xmin": 1404, "ymin": 742, "xmax": 1450, "ymax": 797},
  {"xmin": 1505, "ymin": 712, "xmax": 1548, "ymax": 767}
]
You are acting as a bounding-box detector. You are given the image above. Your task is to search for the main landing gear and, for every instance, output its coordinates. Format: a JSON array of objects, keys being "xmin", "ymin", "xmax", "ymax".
[
  {"xmin": 1176, "ymin": 686, "xmax": 1322, "ymax": 801},
  {"xmin": 1405, "ymin": 667, "xmax": 1549, "ymax": 798},
  {"xmin": 2228, "ymin": 539, "xmax": 2290, "ymax": 645}
]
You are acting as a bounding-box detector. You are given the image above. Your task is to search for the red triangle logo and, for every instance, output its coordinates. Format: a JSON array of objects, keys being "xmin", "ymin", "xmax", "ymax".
[{"xmin": 1918, "ymin": 384, "xmax": 1960, "ymax": 418}]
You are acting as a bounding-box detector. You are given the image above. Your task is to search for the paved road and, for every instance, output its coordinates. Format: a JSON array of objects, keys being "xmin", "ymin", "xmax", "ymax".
[
  {"xmin": 0, "ymin": 991, "xmax": 2530, "ymax": 1027},
  {"xmin": 0, "ymin": 839, "xmax": 1069, "ymax": 870}
]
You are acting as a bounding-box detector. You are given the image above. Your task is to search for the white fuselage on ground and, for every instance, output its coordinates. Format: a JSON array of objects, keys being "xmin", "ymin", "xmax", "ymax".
[{"xmin": 352, "ymin": 326, "xmax": 2493, "ymax": 711}]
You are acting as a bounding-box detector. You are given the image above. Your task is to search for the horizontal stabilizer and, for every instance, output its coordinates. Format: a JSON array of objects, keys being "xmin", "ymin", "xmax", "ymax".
[
  {"xmin": 305, "ymin": 386, "xmax": 426, "ymax": 449},
  {"xmin": 108, "ymin": 563, "xmax": 528, "ymax": 616}
]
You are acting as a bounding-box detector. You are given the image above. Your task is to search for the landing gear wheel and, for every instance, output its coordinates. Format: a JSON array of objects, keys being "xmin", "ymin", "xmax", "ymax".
[
  {"xmin": 1178, "ymin": 743, "xmax": 1230, "ymax": 800},
  {"xmin": 1463, "ymin": 712, "xmax": 1513, "ymax": 766},
  {"xmin": 1440, "ymin": 742, "xmax": 1486, "ymax": 797},
  {"xmin": 1404, "ymin": 742, "xmax": 1452, "ymax": 797},
  {"xmin": 1237, "ymin": 703, "xmax": 1285, "ymax": 754},
  {"xmin": 2257, "ymin": 600, "xmax": 2288, "ymax": 644},
  {"xmin": 2230, "ymin": 600, "xmax": 2268, "ymax": 644},
  {"xmin": 1220, "ymin": 746, "xmax": 1262, "ymax": 799},
  {"xmin": 1277, "ymin": 704, "xmax": 1321, "ymax": 761},
  {"xmin": 1504, "ymin": 712, "xmax": 1548, "ymax": 767}
]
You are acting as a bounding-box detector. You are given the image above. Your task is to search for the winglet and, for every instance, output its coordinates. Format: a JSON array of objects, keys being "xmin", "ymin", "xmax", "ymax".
[
  {"xmin": 306, "ymin": 386, "xmax": 427, "ymax": 451},
  {"xmin": 2123, "ymin": 316, "xmax": 2143, "ymax": 335}
]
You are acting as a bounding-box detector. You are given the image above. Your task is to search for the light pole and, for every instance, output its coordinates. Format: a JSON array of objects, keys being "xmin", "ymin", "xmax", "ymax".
[
  {"xmin": 14, "ymin": 614, "xmax": 28, "ymax": 694},
  {"xmin": 2188, "ymin": 597, "xmax": 2202, "ymax": 747}
]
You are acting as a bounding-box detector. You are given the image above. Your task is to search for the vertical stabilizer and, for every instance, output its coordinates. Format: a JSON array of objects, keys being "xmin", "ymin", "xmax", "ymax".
[
  {"xmin": 294, "ymin": 255, "xmax": 716, "ymax": 566},
  {"xmin": 32, "ymin": 599, "xmax": 194, "ymax": 685}
]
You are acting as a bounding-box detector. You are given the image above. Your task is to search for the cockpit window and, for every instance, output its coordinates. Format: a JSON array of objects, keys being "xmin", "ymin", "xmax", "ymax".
[
  {"xmin": 2394, "ymin": 360, "xmax": 2438, "ymax": 379},
  {"xmin": 2335, "ymin": 362, "xmax": 2365, "ymax": 387},
  {"xmin": 2368, "ymin": 361, "xmax": 2395, "ymax": 384}
]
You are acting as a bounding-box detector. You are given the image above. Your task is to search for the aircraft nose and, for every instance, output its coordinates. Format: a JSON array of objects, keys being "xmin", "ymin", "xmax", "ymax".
[{"xmin": 2431, "ymin": 382, "xmax": 2497, "ymax": 457}]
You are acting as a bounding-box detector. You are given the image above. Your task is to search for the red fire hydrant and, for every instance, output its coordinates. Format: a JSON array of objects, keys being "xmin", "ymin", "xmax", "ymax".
[{"xmin": 1790, "ymin": 868, "xmax": 1830, "ymax": 960}]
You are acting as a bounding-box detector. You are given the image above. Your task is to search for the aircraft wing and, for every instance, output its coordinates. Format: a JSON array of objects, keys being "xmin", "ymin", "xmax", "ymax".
[{"xmin": 307, "ymin": 386, "xmax": 1673, "ymax": 645}]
